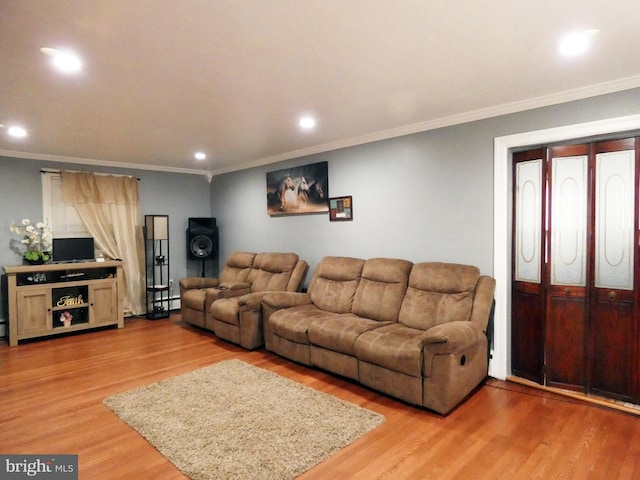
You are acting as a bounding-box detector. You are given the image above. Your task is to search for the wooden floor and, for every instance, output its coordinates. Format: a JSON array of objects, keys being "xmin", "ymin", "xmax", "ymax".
[{"xmin": 2, "ymin": 314, "xmax": 640, "ymax": 480}]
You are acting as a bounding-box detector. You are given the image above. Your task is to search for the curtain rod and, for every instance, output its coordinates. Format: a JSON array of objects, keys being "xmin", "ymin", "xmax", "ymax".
[{"xmin": 40, "ymin": 168, "xmax": 140, "ymax": 180}]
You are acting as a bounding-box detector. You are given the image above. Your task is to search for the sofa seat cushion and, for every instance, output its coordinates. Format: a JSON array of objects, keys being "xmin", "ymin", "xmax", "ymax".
[
  {"xmin": 354, "ymin": 323, "xmax": 425, "ymax": 377},
  {"xmin": 269, "ymin": 304, "xmax": 337, "ymax": 344},
  {"xmin": 210, "ymin": 297, "xmax": 240, "ymax": 326},
  {"xmin": 181, "ymin": 288, "xmax": 206, "ymax": 311},
  {"xmin": 308, "ymin": 315, "xmax": 391, "ymax": 356}
]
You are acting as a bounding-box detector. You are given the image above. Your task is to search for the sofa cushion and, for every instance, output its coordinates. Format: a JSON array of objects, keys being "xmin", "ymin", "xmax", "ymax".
[
  {"xmin": 308, "ymin": 315, "xmax": 391, "ymax": 356},
  {"xmin": 181, "ymin": 288, "xmax": 207, "ymax": 311},
  {"xmin": 398, "ymin": 262, "xmax": 480, "ymax": 331},
  {"xmin": 219, "ymin": 251, "xmax": 256, "ymax": 284},
  {"xmin": 269, "ymin": 304, "xmax": 337, "ymax": 344},
  {"xmin": 308, "ymin": 257, "xmax": 365, "ymax": 313},
  {"xmin": 247, "ymin": 252, "xmax": 300, "ymax": 292},
  {"xmin": 352, "ymin": 258, "xmax": 412, "ymax": 322},
  {"xmin": 353, "ymin": 323, "xmax": 425, "ymax": 377},
  {"xmin": 210, "ymin": 297, "xmax": 240, "ymax": 325}
]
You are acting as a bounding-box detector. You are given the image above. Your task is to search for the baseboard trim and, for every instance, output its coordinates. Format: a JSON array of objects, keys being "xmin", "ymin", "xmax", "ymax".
[
  {"xmin": 169, "ymin": 297, "xmax": 181, "ymax": 311},
  {"xmin": 506, "ymin": 376, "xmax": 640, "ymax": 417}
]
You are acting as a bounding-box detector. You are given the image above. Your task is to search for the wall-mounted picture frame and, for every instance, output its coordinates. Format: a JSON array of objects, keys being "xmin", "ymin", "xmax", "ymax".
[
  {"xmin": 329, "ymin": 196, "xmax": 353, "ymax": 221},
  {"xmin": 266, "ymin": 161, "xmax": 329, "ymax": 215}
]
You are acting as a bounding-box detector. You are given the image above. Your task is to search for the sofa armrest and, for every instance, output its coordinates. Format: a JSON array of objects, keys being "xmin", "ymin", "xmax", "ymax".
[
  {"xmin": 261, "ymin": 292, "xmax": 312, "ymax": 331},
  {"xmin": 218, "ymin": 281, "xmax": 251, "ymax": 291},
  {"xmin": 422, "ymin": 321, "xmax": 485, "ymax": 355},
  {"xmin": 421, "ymin": 321, "xmax": 487, "ymax": 378},
  {"xmin": 179, "ymin": 277, "xmax": 220, "ymax": 295},
  {"xmin": 237, "ymin": 292, "xmax": 269, "ymax": 310},
  {"xmin": 206, "ymin": 285, "xmax": 251, "ymax": 301},
  {"xmin": 261, "ymin": 292, "xmax": 312, "ymax": 310},
  {"xmin": 205, "ymin": 285, "xmax": 252, "ymax": 313}
]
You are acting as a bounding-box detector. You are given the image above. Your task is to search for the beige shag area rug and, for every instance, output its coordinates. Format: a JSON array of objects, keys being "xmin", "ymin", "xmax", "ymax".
[{"xmin": 103, "ymin": 359, "xmax": 384, "ymax": 480}]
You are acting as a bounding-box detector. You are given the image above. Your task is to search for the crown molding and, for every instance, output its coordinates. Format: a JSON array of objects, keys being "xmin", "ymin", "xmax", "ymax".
[{"xmin": 0, "ymin": 149, "xmax": 210, "ymax": 177}]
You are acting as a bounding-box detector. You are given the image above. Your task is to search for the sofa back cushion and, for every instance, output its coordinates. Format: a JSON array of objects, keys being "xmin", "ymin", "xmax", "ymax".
[
  {"xmin": 308, "ymin": 256, "xmax": 365, "ymax": 313},
  {"xmin": 219, "ymin": 251, "xmax": 256, "ymax": 284},
  {"xmin": 352, "ymin": 258, "xmax": 413, "ymax": 322},
  {"xmin": 286, "ymin": 259, "xmax": 309, "ymax": 292},
  {"xmin": 399, "ymin": 262, "xmax": 480, "ymax": 330},
  {"xmin": 247, "ymin": 252, "xmax": 301, "ymax": 292}
]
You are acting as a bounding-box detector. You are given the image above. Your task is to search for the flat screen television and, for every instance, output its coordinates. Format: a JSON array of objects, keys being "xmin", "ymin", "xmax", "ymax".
[{"xmin": 52, "ymin": 237, "xmax": 95, "ymax": 263}]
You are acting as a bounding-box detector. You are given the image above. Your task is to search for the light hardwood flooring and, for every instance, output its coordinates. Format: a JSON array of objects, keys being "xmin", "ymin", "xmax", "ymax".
[{"xmin": 1, "ymin": 314, "xmax": 640, "ymax": 479}]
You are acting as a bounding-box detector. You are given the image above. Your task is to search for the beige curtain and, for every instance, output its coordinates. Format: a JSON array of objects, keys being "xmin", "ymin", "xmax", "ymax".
[{"xmin": 61, "ymin": 171, "xmax": 145, "ymax": 315}]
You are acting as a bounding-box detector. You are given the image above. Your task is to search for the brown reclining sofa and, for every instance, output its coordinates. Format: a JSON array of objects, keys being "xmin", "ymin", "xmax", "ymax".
[{"xmin": 259, "ymin": 256, "xmax": 495, "ymax": 415}]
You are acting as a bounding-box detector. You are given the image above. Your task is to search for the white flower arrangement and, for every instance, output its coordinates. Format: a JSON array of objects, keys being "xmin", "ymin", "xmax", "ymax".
[{"xmin": 9, "ymin": 218, "xmax": 53, "ymax": 262}]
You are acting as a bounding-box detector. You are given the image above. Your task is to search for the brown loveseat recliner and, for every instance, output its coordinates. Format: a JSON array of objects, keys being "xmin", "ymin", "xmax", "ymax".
[
  {"xmin": 261, "ymin": 256, "xmax": 495, "ymax": 415},
  {"xmin": 209, "ymin": 252, "xmax": 308, "ymax": 349},
  {"xmin": 180, "ymin": 252, "xmax": 308, "ymax": 349},
  {"xmin": 179, "ymin": 251, "xmax": 257, "ymax": 330}
]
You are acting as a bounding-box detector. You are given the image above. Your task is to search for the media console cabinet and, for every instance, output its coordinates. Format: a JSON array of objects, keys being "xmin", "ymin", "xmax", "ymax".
[{"xmin": 3, "ymin": 260, "xmax": 124, "ymax": 346}]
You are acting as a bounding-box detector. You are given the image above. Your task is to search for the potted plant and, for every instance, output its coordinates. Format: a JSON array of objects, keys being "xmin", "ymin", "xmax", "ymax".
[{"xmin": 9, "ymin": 218, "xmax": 53, "ymax": 264}]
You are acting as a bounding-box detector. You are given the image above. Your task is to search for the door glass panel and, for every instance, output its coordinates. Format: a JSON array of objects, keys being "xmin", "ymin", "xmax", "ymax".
[
  {"xmin": 515, "ymin": 159, "xmax": 542, "ymax": 283},
  {"xmin": 595, "ymin": 150, "xmax": 635, "ymax": 290},
  {"xmin": 551, "ymin": 155, "xmax": 587, "ymax": 286}
]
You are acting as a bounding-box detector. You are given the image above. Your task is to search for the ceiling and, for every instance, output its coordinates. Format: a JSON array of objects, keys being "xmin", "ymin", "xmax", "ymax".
[{"xmin": 1, "ymin": 0, "xmax": 640, "ymax": 177}]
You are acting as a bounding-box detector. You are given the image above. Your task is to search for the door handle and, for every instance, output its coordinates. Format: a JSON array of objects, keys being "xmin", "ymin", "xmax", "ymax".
[{"xmin": 608, "ymin": 291, "xmax": 616, "ymax": 301}]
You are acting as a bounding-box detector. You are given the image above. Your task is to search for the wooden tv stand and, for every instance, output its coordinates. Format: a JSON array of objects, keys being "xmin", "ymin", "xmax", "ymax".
[{"xmin": 3, "ymin": 261, "xmax": 124, "ymax": 346}]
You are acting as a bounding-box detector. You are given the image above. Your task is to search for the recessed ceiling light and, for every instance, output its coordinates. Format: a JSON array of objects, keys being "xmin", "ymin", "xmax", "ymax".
[
  {"xmin": 194, "ymin": 152, "xmax": 207, "ymax": 160},
  {"xmin": 41, "ymin": 47, "xmax": 83, "ymax": 74},
  {"xmin": 299, "ymin": 116, "xmax": 317, "ymax": 130},
  {"xmin": 7, "ymin": 126, "xmax": 28, "ymax": 138},
  {"xmin": 558, "ymin": 29, "xmax": 599, "ymax": 57}
]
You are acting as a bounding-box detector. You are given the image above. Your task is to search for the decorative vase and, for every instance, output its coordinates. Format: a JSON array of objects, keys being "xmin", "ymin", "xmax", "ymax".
[
  {"xmin": 24, "ymin": 257, "xmax": 46, "ymax": 265},
  {"xmin": 23, "ymin": 252, "xmax": 51, "ymax": 265}
]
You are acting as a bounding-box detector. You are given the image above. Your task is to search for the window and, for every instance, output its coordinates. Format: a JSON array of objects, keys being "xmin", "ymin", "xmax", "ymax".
[{"xmin": 42, "ymin": 171, "xmax": 91, "ymax": 238}]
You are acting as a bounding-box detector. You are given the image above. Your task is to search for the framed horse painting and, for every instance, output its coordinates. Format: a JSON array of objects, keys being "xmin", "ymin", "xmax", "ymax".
[{"xmin": 266, "ymin": 161, "xmax": 329, "ymax": 215}]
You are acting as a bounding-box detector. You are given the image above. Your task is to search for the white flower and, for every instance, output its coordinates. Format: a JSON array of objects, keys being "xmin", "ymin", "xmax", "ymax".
[{"xmin": 9, "ymin": 218, "xmax": 53, "ymax": 260}]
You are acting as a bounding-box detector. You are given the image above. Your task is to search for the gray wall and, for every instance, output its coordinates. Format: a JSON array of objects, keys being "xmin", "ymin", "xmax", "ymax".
[
  {"xmin": 0, "ymin": 158, "xmax": 212, "ymax": 332},
  {"xmin": 211, "ymin": 87, "xmax": 640, "ymax": 286},
  {"xmin": 210, "ymin": 129, "xmax": 495, "ymax": 279}
]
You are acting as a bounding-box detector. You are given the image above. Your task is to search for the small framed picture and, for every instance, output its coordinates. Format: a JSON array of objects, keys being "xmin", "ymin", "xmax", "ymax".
[{"xmin": 329, "ymin": 196, "xmax": 353, "ymax": 221}]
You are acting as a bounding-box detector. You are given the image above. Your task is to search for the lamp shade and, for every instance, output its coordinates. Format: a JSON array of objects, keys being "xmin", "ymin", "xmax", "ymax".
[{"xmin": 146, "ymin": 215, "xmax": 168, "ymax": 240}]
